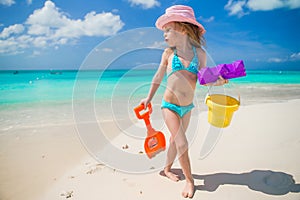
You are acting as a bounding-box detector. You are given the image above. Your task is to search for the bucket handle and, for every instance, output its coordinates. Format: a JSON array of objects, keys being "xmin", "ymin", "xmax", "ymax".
[{"xmin": 206, "ymin": 81, "xmax": 241, "ymax": 105}]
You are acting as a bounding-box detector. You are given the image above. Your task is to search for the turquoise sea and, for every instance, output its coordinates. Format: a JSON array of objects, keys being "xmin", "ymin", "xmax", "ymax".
[
  {"xmin": 1, "ymin": 70, "xmax": 300, "ymax": 105},
  {"xmin": 1, "ymin": 69, "xmax": 300, "ymax": 131}
]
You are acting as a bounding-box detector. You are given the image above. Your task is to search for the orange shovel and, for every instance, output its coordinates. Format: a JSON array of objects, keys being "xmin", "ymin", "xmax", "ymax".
[{"xmin": 134, "ymin": 103, "xmax": 166, "ymax": 158}]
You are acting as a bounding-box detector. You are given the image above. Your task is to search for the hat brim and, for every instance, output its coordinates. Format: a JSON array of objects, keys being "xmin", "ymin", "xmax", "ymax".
[{"xmin": 155, "ymin": 14, "xmax": 206, "ymax": 34}]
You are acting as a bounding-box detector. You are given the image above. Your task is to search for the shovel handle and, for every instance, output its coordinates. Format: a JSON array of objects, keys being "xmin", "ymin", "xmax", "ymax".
[{"xmin": 134, "ymin": 103, "xmax": 152, "ymax": 120}]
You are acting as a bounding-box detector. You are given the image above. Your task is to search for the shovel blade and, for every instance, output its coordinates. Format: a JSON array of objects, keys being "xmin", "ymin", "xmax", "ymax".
[{"xmin": 144, "ymin": 131, "xmax": 166, "ymax": 159}]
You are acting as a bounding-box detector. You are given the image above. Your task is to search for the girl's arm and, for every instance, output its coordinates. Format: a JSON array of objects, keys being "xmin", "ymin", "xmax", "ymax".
[
  {"xmin": 198, "ymin": 48, "xmax": 207, "ymax": 70},
  {"xmin": 140, "ymin": 49, "xmax": 169, "ymax": 107}
]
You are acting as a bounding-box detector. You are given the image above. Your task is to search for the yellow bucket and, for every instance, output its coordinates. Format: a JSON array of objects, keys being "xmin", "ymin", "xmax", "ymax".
[{"xmin": 205, "ymin": 94, "xmax": 240, "ymax": 128}]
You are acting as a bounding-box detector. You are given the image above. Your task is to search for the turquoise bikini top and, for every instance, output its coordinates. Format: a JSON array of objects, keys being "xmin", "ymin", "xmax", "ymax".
[{"xmin": 167, "ymin": 46, "xmax": 199, "ymax": 78}]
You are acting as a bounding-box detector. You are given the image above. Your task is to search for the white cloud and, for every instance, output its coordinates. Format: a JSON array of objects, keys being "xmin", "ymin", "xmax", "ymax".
[
  {"xmin": 247, "ymin": 0, "xmax": 300, "ymax": 11},
  {"xmin": 0, "ymin": 0, "xmax": 124, "ymax": 55},
  {"xmin": 0, "ymin": 0, "xmax": 15, "ymax": 6},
  {"xmin": 32, "ymin": 36, "xmax": 48, "ymax": 48},
  {"xmin": 54, "ymin": 11, "xmax": 124, "ymax": 38},
  {"xmin": 268, "ymin": 52, "xmax": 300, "ymax": 63},
  {"xmin": 225, "ymin": 0, "xmax": 248, "ymax": 17},
  {"xmin": 27, "ymin": 1, "xmax": 124, "ymax": 38},
  {"xmin": 225, "ymin": 0, "xmax": 300, "ymax": 16},
  {"xmin": 27, "ymin": 24, "xmax": 51, "ymax": 36},
  {"xmin": 0, "ymin": 0, "xmax": 30, "ymax": 6},
  {"xmin": 199, "ymin": 16, "xmax": 215, "ymax": 23},
  {"xmin": 101, "ymin": 48, "xmax": 113, "ymax": 52},
  {"xmin": 290, "ymin": 52, "xmax": 300, "ymax": 60},
  {"xmin": 268, "ymin": 57, "xmax": 285, "ymax": 63},
  {"xmin": 147, "ymin": 41, "xmax": 166, "ymax": 49},
  {"xmin": 128, "ymin": 0, "xmax": 160, "ymax": 9},
  {"xmin": 0, "ymin": 37, "xmax": 23, "ymax": 54},
  {"xmin": 247, "ymin": 0, "xmax": 285, "ymax": 11},
  {"xmin": 0, "ymin": 24, "xmax": 24, "ymax": 38},
  {"xmin": 26, "ymin": 1, "xmax": 69, "ymax": 28},
  {"xmin": 287, "ymin": 0, "xmax": 300, "ymax": 8},
  {"xmin": 112, "ymin": 9, "xmax": 119, "ymax": 13}
]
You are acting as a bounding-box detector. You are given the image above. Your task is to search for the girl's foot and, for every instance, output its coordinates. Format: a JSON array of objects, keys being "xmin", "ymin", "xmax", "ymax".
[
  {"xmin": 182, "ymin": 181, "xmax": 194, "ymax": 198},
  {"xmin": 164, "ymin": 169, "xmax": 180, "ymax": 182}
]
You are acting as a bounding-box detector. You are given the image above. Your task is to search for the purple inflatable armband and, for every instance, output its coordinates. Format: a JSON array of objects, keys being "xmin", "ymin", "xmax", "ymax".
[{"xmin": 198, "ymin": 60, "xmax": 246, "ymax": 85}]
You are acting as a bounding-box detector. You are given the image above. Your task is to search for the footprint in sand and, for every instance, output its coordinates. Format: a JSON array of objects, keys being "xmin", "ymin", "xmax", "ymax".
[
  {"xmin": 85, "ymin": 163, "xmax": 105, "ymax": 174},
  {"xmin": 60, "ymin": 190, "xmax": 73, "ymax": 199}
]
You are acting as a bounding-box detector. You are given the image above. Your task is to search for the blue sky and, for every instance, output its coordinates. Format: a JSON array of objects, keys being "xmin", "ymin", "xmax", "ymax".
[{"xmin": 0, "ymin": 0, "xmax": 300, "ymax": 70}]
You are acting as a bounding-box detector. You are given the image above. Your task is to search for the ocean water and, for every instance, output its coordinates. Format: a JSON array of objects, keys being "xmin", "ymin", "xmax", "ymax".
[
  {"xmin": 1, "ymin": 69, "xmax": 300, "ymax": 130},
  {"xmin": 1, "ymin": 70, "xmax": 300, "ymax": 105},
  {"xmin": 0, "ymin": 70, "xmax": 153, "ymax": 105}
]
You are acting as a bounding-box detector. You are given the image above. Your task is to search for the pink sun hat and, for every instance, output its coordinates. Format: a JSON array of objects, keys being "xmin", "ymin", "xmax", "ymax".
[{"xmin": 155, "ymin": 5, "xmax": 206, "ymax": 34}]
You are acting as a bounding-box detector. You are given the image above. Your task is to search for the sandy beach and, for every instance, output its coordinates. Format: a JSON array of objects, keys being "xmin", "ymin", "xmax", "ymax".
[
  {"xmin": 1, "ymin": 0, "xmax": 300, "ymax": 199},
  {"xmin": 1, "ymin": 98, "xmax": 300, "ymax": 200}
]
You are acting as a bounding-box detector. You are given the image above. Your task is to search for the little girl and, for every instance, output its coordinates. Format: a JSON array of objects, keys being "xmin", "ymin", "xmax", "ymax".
[{"xmin": 140, "ymin": 5, "xmax": 227, "ymax": 198}]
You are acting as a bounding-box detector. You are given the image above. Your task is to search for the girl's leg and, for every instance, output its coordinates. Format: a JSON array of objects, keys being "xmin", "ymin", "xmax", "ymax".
[
  {"xmin": 164, "ymin": 138, "xmax": 179, "ymax": 181},
  {"xmin": 180, "ymin": 111, "xmax": 194, "ymax": 198},
  {"xmin": 162, "ymin": 109, "xmax": 194, "ymax": 198},
  {"xmin": 162, "ymin": 108, "xmax": 180, "ymax": 181}
]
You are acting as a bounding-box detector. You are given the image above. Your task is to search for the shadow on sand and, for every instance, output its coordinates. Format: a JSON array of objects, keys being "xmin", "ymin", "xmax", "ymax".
[
  {"xmin": 161, "ymin": 169, "xmax": 300, "ymax": 195},
  {"xmin": 194, "ymin": 170, "xmax": 300, "ymax": 195}
]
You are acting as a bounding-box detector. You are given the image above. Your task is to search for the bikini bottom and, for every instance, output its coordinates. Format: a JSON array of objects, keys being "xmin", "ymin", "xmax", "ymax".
[{"xmin": 161, "ymin": 99, "xmax": 194, "ymax": 118}]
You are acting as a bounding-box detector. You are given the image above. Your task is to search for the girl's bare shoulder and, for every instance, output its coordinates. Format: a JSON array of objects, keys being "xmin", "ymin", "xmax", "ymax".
[
  {"xmin": 195, "ymin": 47, "xmax": 206, "ymax": 57},
  {"xmin": 196, "ymin": 47, "xmax": 206, "ymax": 60},
  {"xmin": 163, "ymin": 47, "xmax": 174, "ymax": 57},
  {"xmin": 195, "ymin": 47, "xmax": 207, "ymax": 68},
  {"xmin": 160, "ymin": 47, "xmax": 174, "ymax": 65}
]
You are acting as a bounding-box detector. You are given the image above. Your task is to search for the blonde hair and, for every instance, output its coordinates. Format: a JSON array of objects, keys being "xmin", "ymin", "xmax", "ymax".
[{"xmin": 174, "ymin": 22, "xmax": 206, "ymax": 48}]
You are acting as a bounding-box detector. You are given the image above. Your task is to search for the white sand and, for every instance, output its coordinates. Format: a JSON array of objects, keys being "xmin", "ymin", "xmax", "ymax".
[{"xmin": 1, "ymin": 100, "xmax": 300, "ymax": 200}]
